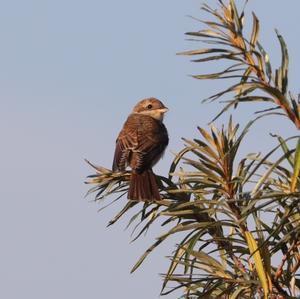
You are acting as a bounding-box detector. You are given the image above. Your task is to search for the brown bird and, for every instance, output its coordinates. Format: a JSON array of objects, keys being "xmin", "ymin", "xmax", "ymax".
[{"xmin": 113, "ymin": 97, "xmax": 169, "ymax": 201}]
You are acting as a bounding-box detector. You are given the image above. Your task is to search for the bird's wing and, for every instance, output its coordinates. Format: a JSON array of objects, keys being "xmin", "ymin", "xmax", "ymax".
[
  {"xmin": 130, "ymin": 118, "xmax": 168, "ymax": 173},
  {"xmin": 112, "ymin": 123, "xmax": 138, "ymax": 172},
  {"xmin": 131, "ymin": 130, "xmax": 168, "ymax": 173}
]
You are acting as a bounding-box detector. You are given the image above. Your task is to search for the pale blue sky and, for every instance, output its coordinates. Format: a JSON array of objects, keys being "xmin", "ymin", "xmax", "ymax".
[{"xmin": 1, "ymin": 1, "xmax": 299, "ymax": 299}]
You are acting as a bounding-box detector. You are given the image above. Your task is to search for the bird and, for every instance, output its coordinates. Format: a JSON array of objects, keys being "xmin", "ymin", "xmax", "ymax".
[{"xmin": 112, "ymin": 97, "xmax": 169, "ymax": 201}]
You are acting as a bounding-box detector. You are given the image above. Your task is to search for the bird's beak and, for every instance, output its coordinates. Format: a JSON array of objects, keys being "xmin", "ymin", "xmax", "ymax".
[{"xmin": 160, "ymin": 107, "xmax": 169, "ymax": 113}]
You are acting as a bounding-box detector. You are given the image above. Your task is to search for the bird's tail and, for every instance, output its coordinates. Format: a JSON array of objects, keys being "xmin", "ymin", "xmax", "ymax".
[{"xmin": 128, "ymin": 170, "xmax": 161, "ymax": 201}]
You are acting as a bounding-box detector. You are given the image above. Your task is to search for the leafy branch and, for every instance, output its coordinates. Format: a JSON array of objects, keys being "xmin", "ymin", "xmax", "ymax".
[
  {"xmin": 86, "ymin": 1, "xmax": 300, "ymax": 298},
  {"xmin": 179, "ymin": 0, "xmax": 300, "ymax": 129}
]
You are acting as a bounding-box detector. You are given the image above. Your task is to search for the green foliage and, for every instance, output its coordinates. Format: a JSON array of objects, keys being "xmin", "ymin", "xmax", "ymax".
[
  {"xmin": 86, "ymin": 1, "xmax": 300, "ymax": 298},
  {"xmin": 178, "ymin": 0, "xmax": 300, "ymax": 129}
]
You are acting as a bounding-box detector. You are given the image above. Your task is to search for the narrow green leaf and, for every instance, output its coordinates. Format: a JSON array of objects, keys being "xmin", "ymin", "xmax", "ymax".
[
  {"xmin": 276, "ymin": 29, "xmax": 289, "ymax": 95},
  {"xmin": 169, "ymin": 147, "xmax": 193, "ymax": 180},
  {"xmin": 250, "ymin": 13, "xmax": 259, "ymax": 51},
  {"xmin": 230, "ymin": 286, "xmax": 248, "ymax": 299},
  {"xmin": 107, "ymin": 201, "xmax": 137, "ymax": 227},
  {"xmin": 177, "ymin": 48, "xmax": 229, "ymax": 56},
  {"xmin": 230, "ymin": 0, "xmax": 243, "ymax": 33},
  {"xmin": 251, "ymin": 150, "xmax": 293, "ymax": 197},
  {"xmin": 257, "ymin": 42, "xmax": 272, "ymax": 81},
  {"xmin": 274, "ymin": 134, "xmax": 294, "ymax": 168},
  {"xmin": 245, "ymin": 231, "xmax": 270, "ymax": 298},
  {"xmin": 192, "ymin": 67, "xmax": 243, "ymax": 80},
  {"xmin": 131, "ymin": 238, "xmax": 165, "ymax": 273},
  {"xmin": 291, "ymin": 137, "xmax": 300, "ymax": 191}
]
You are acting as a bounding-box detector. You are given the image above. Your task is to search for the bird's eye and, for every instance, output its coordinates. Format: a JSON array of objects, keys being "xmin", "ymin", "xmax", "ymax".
[{"xmin": 147, "ymin": 104, "xmax": 153, "ymax": 109}]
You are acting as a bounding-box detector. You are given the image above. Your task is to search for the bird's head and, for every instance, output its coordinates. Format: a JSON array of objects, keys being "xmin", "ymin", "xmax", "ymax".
[{"xmin": 132, "ymin": 97, "xmax": 168, "ymax": 121}]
